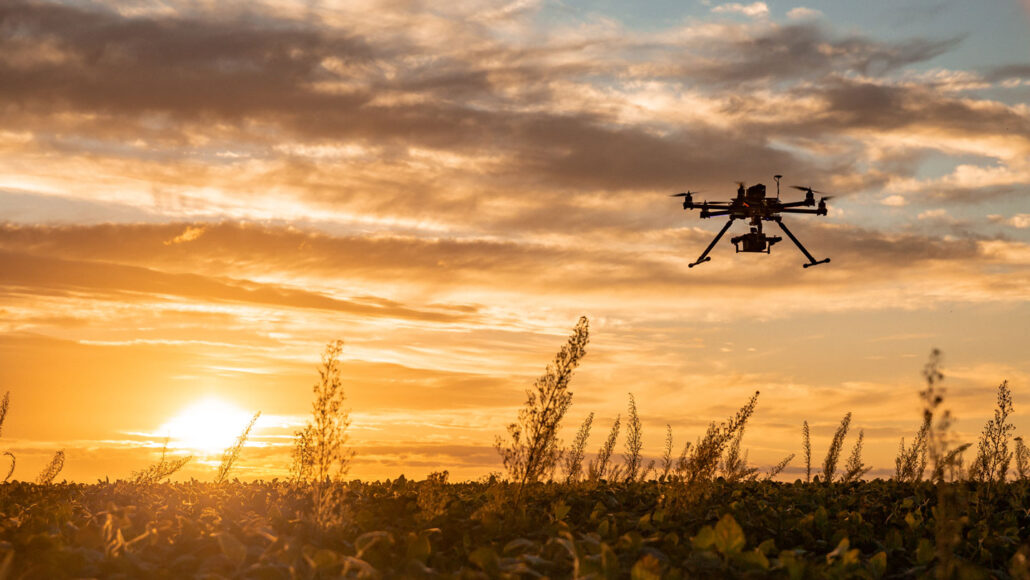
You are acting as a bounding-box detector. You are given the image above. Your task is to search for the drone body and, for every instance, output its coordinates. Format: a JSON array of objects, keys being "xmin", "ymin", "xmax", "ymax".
[{"xmin": 673, "ymin": 175, "xmax": 831, "ymax": 268}]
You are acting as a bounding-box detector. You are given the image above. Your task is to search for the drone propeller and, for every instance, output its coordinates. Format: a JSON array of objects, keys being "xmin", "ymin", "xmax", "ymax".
[
  {"xmin": 670, "ymin": 191, "xmax": 701, "ymax": 198},
  {"xmin": 789, "ymin": 185, "xmax": 827, "ymax": 195}
]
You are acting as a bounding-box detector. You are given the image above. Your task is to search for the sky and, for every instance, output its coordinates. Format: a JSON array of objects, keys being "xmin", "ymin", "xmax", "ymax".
[{"xmin": 1, "ymin": 0, "xmax": 1029, "ymax": 482}]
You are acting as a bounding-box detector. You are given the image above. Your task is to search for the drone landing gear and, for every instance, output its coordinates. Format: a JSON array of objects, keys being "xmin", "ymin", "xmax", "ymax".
[
  {"xmin": 688, "ymin": 218, "xmax": 735, "ymax": 268},
  {"xmin": 774, "ymin": 218, "xmax": 830, "ymax": 268}
]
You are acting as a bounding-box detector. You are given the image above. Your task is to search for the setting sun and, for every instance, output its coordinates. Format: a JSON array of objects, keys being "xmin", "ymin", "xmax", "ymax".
[{"xmin": 157, "ymin": 397, "xmax": 256, "ymax": 456}]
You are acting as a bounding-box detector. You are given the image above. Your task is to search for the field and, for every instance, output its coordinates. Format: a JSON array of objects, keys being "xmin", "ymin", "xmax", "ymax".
[
  {"xmin": 2, "ymin": 477, "xmax": 1028, "ymax": 578},
  {"xmin": 3, "ymin": 335, "xmax": 1030, "ymax": 578}
]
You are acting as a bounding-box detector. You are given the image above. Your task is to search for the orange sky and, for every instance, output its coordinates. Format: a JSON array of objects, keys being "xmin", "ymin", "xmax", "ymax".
[{"xmin": 1, "ymin": 0, "xmax": 1029, "ymax": 482}]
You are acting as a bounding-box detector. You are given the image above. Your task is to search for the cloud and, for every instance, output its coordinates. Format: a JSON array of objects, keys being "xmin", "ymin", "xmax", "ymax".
[
  {"xmin": 0, "ymin": 0, "xmax": 1002, "ymax": 210},
  {"xmin": 882, "ymin": 194, "xmax": 907, "ymax": 206},
  {"xmin": 472, "ymin": 0, "xmax": 543, "ymax": 22},
  {"xmin": 989, "ymin": 213, "xmax": 1030, "ymax": 228},
  {"xmin": 670, "ymin": 25, "xmax": 960, "ymax": 87},
  {"xmin": 163, "ymin": 225, "xmax": 205, "ymax": 245},
  {"xmin": 711, "ymin": 2, "xmax": 770, "ymax": 18},
  {"xmin": 786, "ymin": 7, "xmax": 822, "ymax": 20},
  {"xmin": 0, "ymin": 0, "xmax": 1023, "ymax": 252},
  {"xmin": 916, "ymin": 208, "xmax": 958, "ymax": 223},
  {"xmin": 0, "ymin": 249, "xmax": 478, "ymax": 323},
  {"xmin": 0, "ymin": 221, "xmax": 1024, "ymax": 315},
  {"xmin": 0, "ymin": 1, "xmax": 377, "ymax": 121},
  {"xmin": 985, "ymin": 64, "xmax": 1030, "ymax": 83}
]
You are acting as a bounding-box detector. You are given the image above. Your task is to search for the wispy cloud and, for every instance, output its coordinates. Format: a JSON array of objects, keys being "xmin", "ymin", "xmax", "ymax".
[
  {"xmin": 786, "ymin": 7, "xmax": 822, "ymax": 20},
  {"xmin": 163, "ymin": 225, "xmax": 206, "ymax": 245},
  {"xmin": 989, "ymin": 213, "xmax": 1030, "ymax": 228},
  {"xmin": 711, "ymin": 2, "xmax": 770, "ymax": 18}
]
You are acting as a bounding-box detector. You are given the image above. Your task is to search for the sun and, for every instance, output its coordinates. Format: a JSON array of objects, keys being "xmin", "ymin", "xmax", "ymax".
[{"xmin": 158, "ymin": 397, "xmax": 256, "ymax": 455}]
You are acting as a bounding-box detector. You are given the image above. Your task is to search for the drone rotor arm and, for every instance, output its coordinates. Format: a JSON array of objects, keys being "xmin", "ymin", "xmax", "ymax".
[
  {"xmin": 700, "ymin": 210, "xmax": 733, "ymax": 218},
  {"xmin": 779, "ymin": 208, "xmax": 825, "ymax": 215}
]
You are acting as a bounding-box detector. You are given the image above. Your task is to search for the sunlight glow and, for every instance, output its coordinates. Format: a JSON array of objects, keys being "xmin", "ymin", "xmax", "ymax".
[{"xmin": 158, "ymin": 397, "xmax": 255, "ymax": 455}]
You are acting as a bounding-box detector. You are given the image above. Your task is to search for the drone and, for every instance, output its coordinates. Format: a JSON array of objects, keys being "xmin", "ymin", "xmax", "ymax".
[{"xmin": 672, "ymin": 175, "xmax": 831, "ymax": 268}]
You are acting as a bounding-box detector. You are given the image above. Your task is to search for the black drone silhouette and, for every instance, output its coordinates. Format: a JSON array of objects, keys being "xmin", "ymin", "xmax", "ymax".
[{"xmin": 672, "ymin": 175, "xmax": 832, "ymax": 268}]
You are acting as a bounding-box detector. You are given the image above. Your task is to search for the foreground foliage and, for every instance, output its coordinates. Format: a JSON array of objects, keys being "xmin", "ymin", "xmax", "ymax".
[{"xmin": 2, "ymin": 478, "xmax": 1028, "ymax": 578}]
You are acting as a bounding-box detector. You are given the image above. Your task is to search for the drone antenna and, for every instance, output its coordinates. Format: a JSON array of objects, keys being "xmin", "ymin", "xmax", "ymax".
[{"xmin": 774, "ymin": 174, "xmax": 782, "ymax": 199}]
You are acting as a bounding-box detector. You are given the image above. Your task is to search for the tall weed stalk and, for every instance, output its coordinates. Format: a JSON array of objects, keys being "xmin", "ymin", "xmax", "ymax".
[
  {"xmin": 765, "ymin": 453, "xmax": 795, "ymax": 480},
  {"xmin": 1, "ymin": 391, "xmax": 13, "ymax": 483},
  {"xmin": 133, "ymin": 439, "xmax": 192, "ymax": 484},
  {"xmin": 840, "ymin": 430, "xmax": 870, "ymax": 483},
  {"xmin": 36, "ymin": 450, "xmax": 65, "ymax": 485},
  {"xmin": 894, "ymin": 415, "xmax": 930, "ymax": 483},
  {"xmin": 623, "ymin": 393, "xmax": 643, "ymax": 481},
  {"xmin": 1015, "ymin": 437, "xmax": 1029, "ymax": 481},
  {"xmin": 720, "ymin": 430, "xmax": 757, "ymax": 483},
  {"xmin": 217, "ymin": 411, "xmax": 260, "ymax": 484},
  {"xmin": 496, "ymin": 317, "xmax": 589, "ymax": 500},
  {"xmin": 802, "ymin": 420, "xmax": 811, "ymax": 483},
  {"xmin": 562, "ymin": 413, "xmax": 593, "ymax": 483},
  {"xmin": 589, "ymin": 416, "xmax": 618, "ymax": 484},
  {"xmin": 292, "ymin": 340, "xmax": 355, "ymax": 528},
  {"xmin": 660, "ymin": 425, "xmax": 674, "ymax": 480},
  {"xmin": 292, "ymin": 340, "xmax": 353, "ymax": 483},
  {"xmin": 679, "ymin": 391, "xmax": 759, "ymax": 485},
  {"xmin": 588, "ymin": 414, "xmax": 620, "ymax": 481},
  {"xmin": 969, "ymin": 381, "xmax": 1014, "ymax": 483},
  {"xmin": 821, "ymin": 412, "xmax": 851, "ymax": 483}
]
